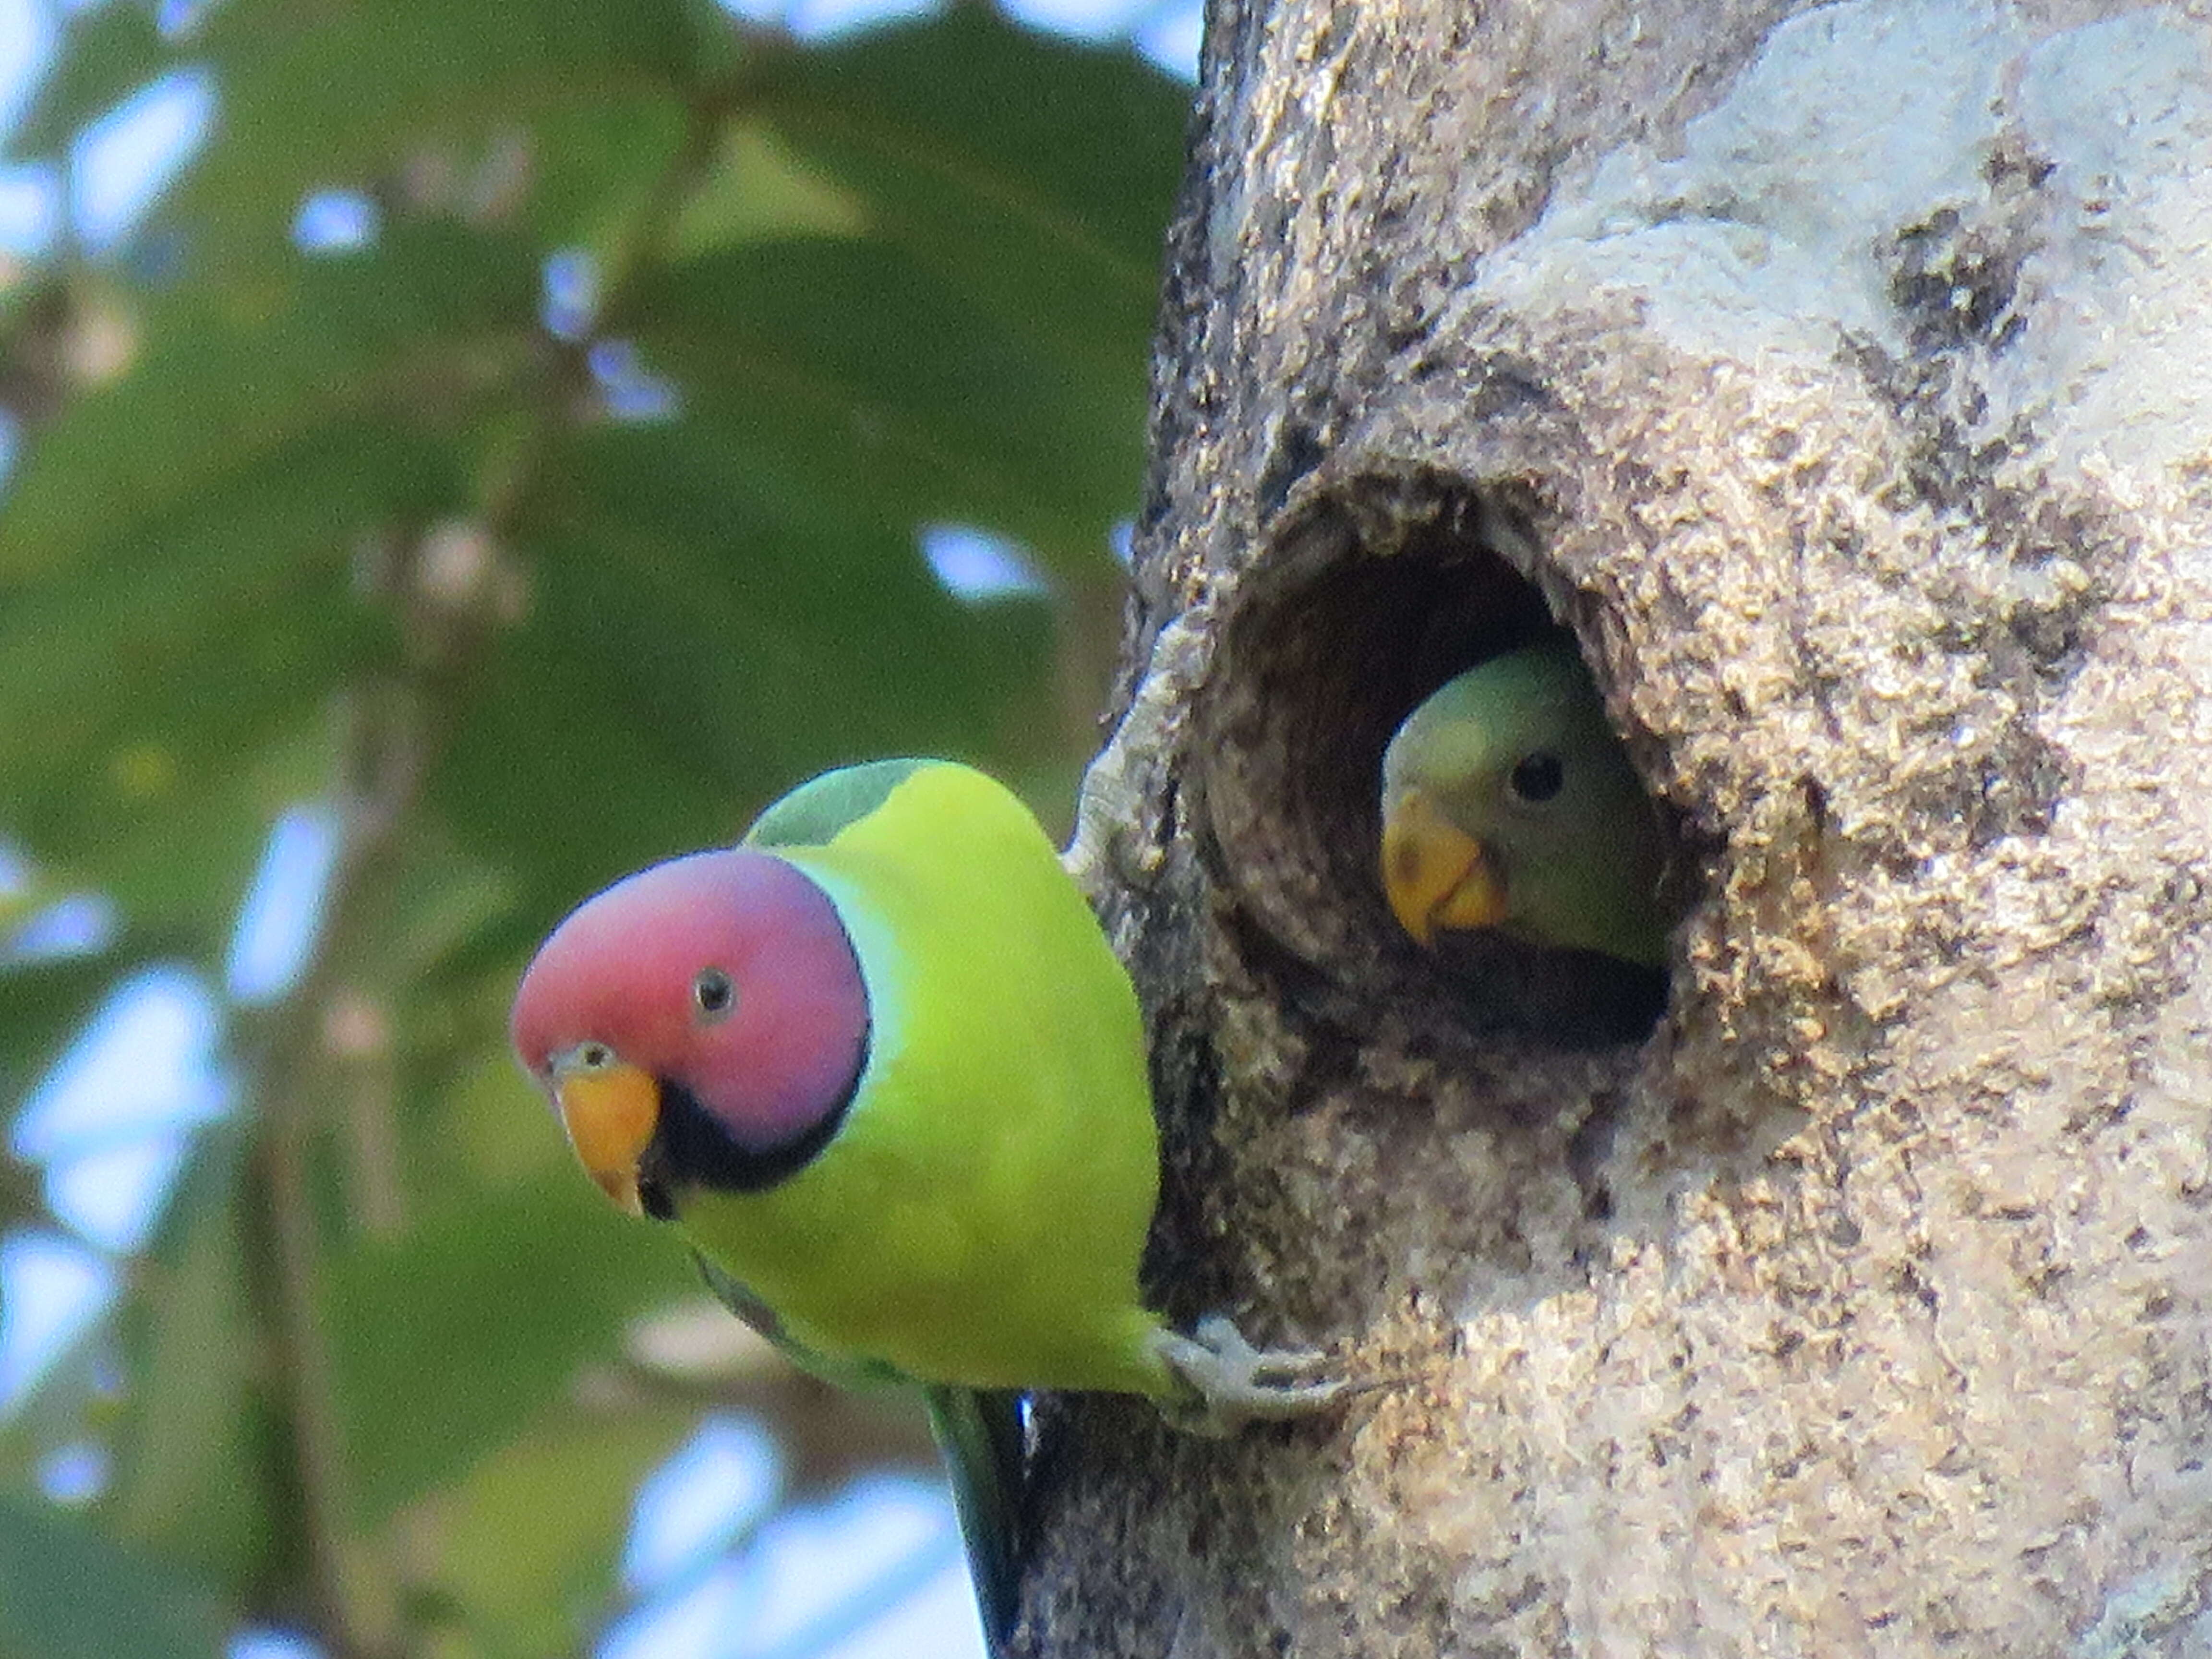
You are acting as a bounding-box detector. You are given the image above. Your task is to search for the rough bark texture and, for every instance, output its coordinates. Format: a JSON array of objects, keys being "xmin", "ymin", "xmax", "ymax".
[{"xmin": 1028, "ymin": 1, "xmax": 2212, "ymax": 1655}]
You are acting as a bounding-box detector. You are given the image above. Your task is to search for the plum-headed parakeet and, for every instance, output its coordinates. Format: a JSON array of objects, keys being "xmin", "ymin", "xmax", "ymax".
[
  {"xmin": 1381, "ymin": 641, "xmax": 1671, "ymax": 969},
  {"xmin": 510, "ymin": 759, "xmax": 1337, "ymax": 1648}
]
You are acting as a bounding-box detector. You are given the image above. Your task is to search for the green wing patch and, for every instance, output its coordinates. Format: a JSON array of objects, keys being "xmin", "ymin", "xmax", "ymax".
[{"xmin": 745, "ymin": 758, "xmax": 932, "ymax": 850}]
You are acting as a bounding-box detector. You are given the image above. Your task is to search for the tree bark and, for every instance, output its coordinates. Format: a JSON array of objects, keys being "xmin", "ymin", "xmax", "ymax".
[{"xmin": 1034, "ymin": 0, "xmax": 2212, "ymax": 1654}]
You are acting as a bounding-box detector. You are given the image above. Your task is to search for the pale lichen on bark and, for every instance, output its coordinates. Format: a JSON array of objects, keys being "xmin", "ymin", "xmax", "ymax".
[{"xmin": 1048, "ymin": 2, "xmax": 2212, "ymax": 1655}]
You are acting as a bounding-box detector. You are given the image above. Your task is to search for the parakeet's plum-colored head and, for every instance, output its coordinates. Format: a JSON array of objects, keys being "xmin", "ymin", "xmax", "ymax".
[{"xmin": 510, "ymin": 849, "xmax": 869, "ymax": 1218}]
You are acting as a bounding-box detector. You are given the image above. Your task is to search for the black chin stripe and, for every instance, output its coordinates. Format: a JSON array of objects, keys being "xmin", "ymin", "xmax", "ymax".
[{"xmin": 636, "ymin": 1046, "xmax": 865, "ymax": 1208}]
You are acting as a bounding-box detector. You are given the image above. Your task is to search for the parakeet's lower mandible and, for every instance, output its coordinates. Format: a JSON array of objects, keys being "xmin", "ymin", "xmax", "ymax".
[
  {"xmin": 510, "ymin": 759, "xmax": 1343, "ymax": 1650},
  {"xmin": 1381, "ymin": 640, "xmax": 1672, "ymax": 968}
]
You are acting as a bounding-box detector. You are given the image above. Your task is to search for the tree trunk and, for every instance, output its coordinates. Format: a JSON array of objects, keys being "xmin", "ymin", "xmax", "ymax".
[{"xmin": 1033, "ymin": 0, "xmax": 2212, "ymax": 1653}]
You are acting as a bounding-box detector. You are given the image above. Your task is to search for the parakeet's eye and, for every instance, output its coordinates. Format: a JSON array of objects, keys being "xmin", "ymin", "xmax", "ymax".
[
  {"xmin": 693, "ymin": 967, "xmax": 737, "ymax": 1022},
  {"xmin": 1508, "ymin": 751, "xmax": 1565, "ymax": 805},
  {"xmin": 577, "ymin": 1042, "xmax": 615, "ymax": 1070}
]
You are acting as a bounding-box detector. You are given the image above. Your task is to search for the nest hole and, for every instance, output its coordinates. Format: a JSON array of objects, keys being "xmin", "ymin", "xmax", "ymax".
[{"xmin": 1195, "ymin": 478, "xmax": 1673, "ymax": 1055}]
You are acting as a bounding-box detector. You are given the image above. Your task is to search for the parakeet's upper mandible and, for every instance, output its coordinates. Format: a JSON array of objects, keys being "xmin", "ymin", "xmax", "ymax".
[
  {"xmin": 510, "ymin": 759, "xmax": 1340, "ymax": 1648},
  {"xmin": 1380, "ymin": 641, "xmax": 1671, "ymax": 969}
]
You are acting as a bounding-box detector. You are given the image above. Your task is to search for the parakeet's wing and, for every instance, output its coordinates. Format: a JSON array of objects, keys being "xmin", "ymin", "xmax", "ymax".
[
  {"xmin": 689, "ymin": 1248, "xmax": 903, "ymax": 1391},
  {"xmin": 744, "ymin": 757, "xmax": 930, "ymax": 852}
]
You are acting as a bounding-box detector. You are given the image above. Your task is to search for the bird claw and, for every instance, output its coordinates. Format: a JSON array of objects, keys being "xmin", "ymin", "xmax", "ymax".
[{"xmin": 1150, "ymin": 1313, "xmax": 1346, "ymax": 1437}]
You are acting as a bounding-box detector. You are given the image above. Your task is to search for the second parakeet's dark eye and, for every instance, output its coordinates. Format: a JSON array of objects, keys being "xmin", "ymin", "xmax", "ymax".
[{"xmin": 1509, "ymin": 751, "xmax": 1565, "ymax": 804}]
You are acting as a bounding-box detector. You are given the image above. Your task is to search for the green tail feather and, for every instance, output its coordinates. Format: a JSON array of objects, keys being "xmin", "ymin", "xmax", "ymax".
[{"xmin": 923, "ymin": 1384, "xmax": 1027, "ymax": 1653}]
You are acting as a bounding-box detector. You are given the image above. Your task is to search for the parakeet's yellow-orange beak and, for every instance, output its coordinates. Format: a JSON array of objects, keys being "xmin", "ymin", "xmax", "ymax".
[
  {"xmin": 549, "ymin": 1048, "xmax": 660, "ymax": 1217},
  {"xmin": 1381, "ymin": 788, "xmax": 1507, "ymax": 946}
]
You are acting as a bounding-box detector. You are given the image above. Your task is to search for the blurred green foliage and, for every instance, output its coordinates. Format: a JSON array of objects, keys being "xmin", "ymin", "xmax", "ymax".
[{"xmin": 0, "ymin": 1, "xmax": 1186, "ymax": 1653}]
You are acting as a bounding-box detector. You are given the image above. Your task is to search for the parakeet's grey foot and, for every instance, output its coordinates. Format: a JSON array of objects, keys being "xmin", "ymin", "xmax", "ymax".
[{"xmin": 1151, "ymin": 1314, "xmax": 1346, "ymax": 1436}]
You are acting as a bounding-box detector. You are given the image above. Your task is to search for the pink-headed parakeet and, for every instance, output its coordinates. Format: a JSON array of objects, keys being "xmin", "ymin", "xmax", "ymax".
[{"xmin": 510, "ymin": 759, "xmax": 1338, "ymax": 1648}]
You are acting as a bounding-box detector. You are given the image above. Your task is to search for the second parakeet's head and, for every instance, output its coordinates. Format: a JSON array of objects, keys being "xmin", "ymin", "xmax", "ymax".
[{"xmin": 1380, "ymin": 641, "xmax": 1671, "ymax": 969}]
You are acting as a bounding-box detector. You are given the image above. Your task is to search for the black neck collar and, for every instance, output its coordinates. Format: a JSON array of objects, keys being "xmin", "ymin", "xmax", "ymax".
[{"xmin": 635, "ymin": 1045, "xmax": 865, "ymax": 1219}]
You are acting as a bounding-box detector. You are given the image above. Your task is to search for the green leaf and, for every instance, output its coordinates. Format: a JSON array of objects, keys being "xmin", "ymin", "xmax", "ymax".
[
  {"xmin": 661, "ymin": 120, "xmax": 868, "ymax": 259},
  {"xmin": 325, "ymin": 1172, "xmax": 696, "ymax": 1520},
  {"xmin": 22, "ymin": 729, "xmax": 337, "ymax": 955},
  {"xmin": 8, "ymin": 3, "xmax": 172, "ymax": 159},
  {"xmin": 0, "ymin": 953, "xmax": 117, "ymax": 1116},
  {"xmin": 594, "ymin": 16, "xmax": 1190, "ymax": 576},
  {"xmin": 757, "ymin": 11, "xmax": 1186, "ymax": 281},
  {"xmin": 104, "ymin": 1137, "xmax": 280, "ymax": 1595},
  {"xmin": 165, "ymin": 0, "xmax": 721, "ymax": 264},
  {"xmin": 743, "ymin": 12, "xmax": 1186, "ymax": 519},
  {"xmin": 431, "ymin": 1031, "xmax": 573, "ymax": 1200},
  {"xmin": 0, "ymin": 223, "xmax": 540, "ymax": 581},
  {"xmin": 0, "ymin": 223, "xmax": 538, "ymax": 936},
  {"xmin": 0, "ymin": 448, "xmax": 392, "ymax": 939},
  {"xmin": 625, "ymin": 235, "xmax": 1143, "ymax": 569},
  {"xmin": 0, "ymin": 1491, "xmax": 224, "ymax": 1659},
  {"xmin": 0, "ymin": 1289, "xmax": 117, "ymax": 1493},
  {"xmin": 361, "ymin": 837, "xmax": 520, "ymax": 994},
  {"xmin": 518, "ymin": 93, "xmax": 694, "ymax": 255},
  {"xmin": 421, "ymin": 1403, "xmax": 696, "ymax": 1657}
]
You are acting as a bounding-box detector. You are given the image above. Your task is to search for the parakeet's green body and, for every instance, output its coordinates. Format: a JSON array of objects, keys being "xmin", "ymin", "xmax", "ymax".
[
  {"xmin": 1381, "ymin": 641, "xmax": 1672, "ymax": 969},
  {"xmin": 513, "ymin": 760, "xmax": 1345, "ymax": 1649},
  {"xmin": 708, "ymin": 759, "xmax": 1172, "ymax": 1395}
]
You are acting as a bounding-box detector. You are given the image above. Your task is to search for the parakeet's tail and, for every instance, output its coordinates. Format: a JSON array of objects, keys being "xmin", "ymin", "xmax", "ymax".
[{"xmin": 924, "ymin": 1383, "xmax": 1028, "ymax": 1654}]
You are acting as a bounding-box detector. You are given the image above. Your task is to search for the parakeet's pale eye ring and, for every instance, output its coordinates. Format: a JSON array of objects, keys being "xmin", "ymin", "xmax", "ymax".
[
  {"xmin": 692, "ymin": 967, "xmax": 737, "ymax": 1023},
  {"xmin": 577, "ymin": 1041, "xmax": 614, "ymax": 1070},
  {"xmin": 1509, "ymin": 751, "xmax": 1565, "ymax": 805}
]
